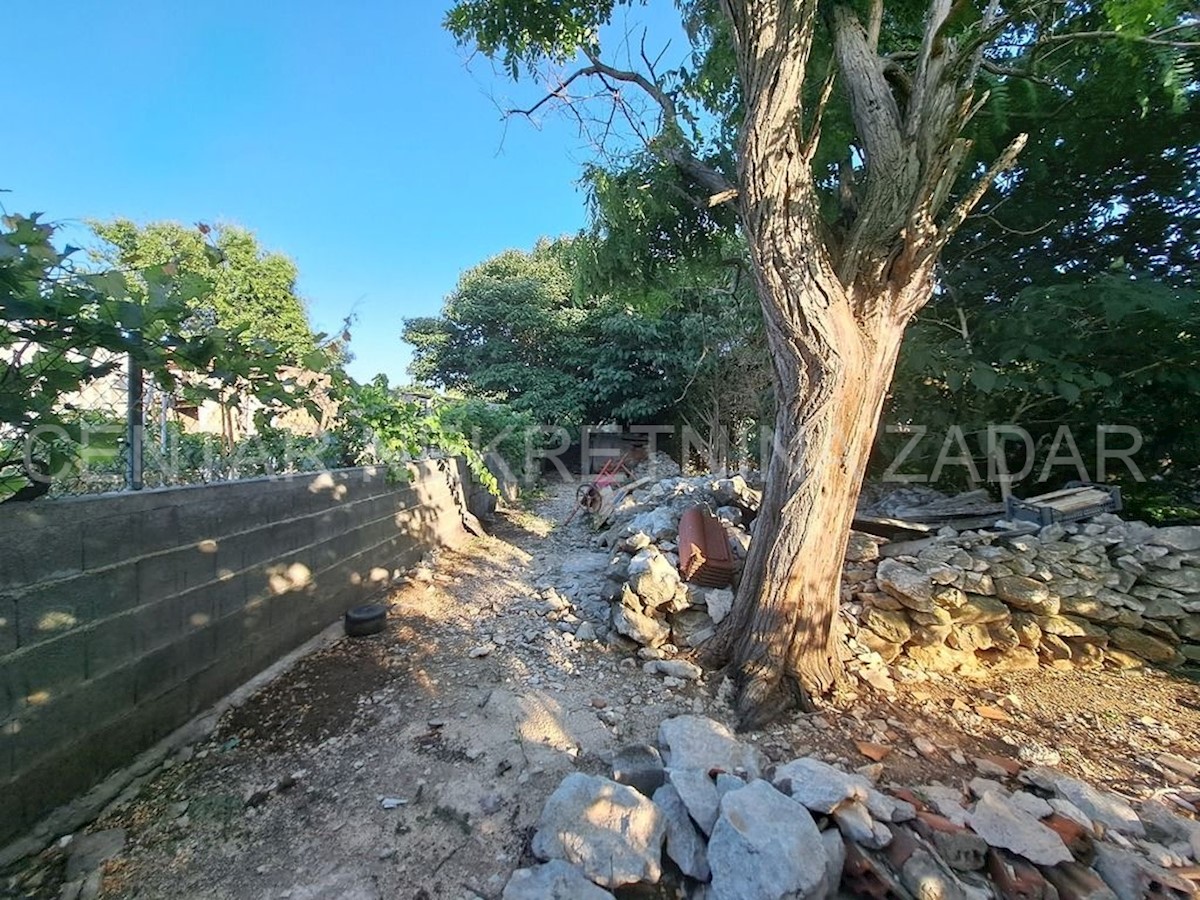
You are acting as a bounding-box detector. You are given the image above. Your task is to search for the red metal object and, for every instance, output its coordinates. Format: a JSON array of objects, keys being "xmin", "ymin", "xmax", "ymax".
[
  {"xmin": 564, "ymin": 454, "xmax": 633, "ymax": 525},
  {"xmin": 678, "ymin": 506, "xmax": 735, "ymax": 588}
]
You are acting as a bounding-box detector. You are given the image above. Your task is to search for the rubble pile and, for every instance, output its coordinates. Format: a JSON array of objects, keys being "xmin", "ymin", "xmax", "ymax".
[
  {"xmin": 587, "ymin": 453, "xmax": 763, "ymax": 659},
  {"xmin": 505, "ymin": 714, "xmax": 1200, "ymax": 899},
  {"xmin": 569, "ymin": 456, "xmax": 1199, "ymax": 691},
  {"xmin": 844, "ymin": 513, "xmax": 1200, "ymax": 690}
]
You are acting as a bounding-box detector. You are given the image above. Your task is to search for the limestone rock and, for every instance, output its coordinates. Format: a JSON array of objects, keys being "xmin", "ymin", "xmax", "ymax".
[
  {"xmin": 1038, "ymin": 615, "xmax": 1108, "ymax": 642},
  {"xmin": 1050, "ymin": 773, "xmax": 1144, "ymax": 837},
  {"xmin": 832, "ymin": 799, "xmax": 892, "ymax": 849},
  {"xmin": 708, "ymin": 779, "xmax": 829, "ymax": 900},
  {"xmin": 905, "ymin": 643, "xmax": 973, "ymax": 673},
  {"xmin": 1141, "ymin": 566, "xmax": 1200, "ymax": 593},
  {"xmin": 1108, "ymin": 627, "xmax": 1175, "ymax": 663},
  {"xmin": 1092, "ymin": 843, "xmax": 1194, "ymax": 900},
  {"xmin": 967, "ymin": 791, "xmax": 1072, "ymax": 866},
  {"xmin": 502, "ymin": 861, "xmax": 616, "ymax": 900},
  {"xmin": 650, "ymin": 659, "xmax": 704, "ymax": 681},
  {"xmin": 658, "ymin": 715, "xmax": 764, "ymax": 778},
  {"xmin": 952, "ymin": 594, "xmax": 1011, "ymax": 625},
  {"xmin": 773, "ymin": 756, "xmax": 869, "ymax": 814},
  {"xmin": 862, "ymin": 607, "xmax": 913, "ymax": 645},
  {"xmin": 1148, "ymin": 525, "xmax": 1200, "ymax": 552},
  {"xmin": 532, "ymin": 773, "xmax": 667, "ymax": 887},
  {"xmin": 820, "ymin": 828, "xmax": 847, "ymax": 894},
  {"xmin": 625, "ymin": 508, "xmax": 678, "ymax": 542},
  {"xmin": 652, "ymin": 784, "xmax": 710, "ymax": 881},
  {"xmin": 995, "ymin": 576, "xmax": 1060, "ymax": 616},
  {"xmin": 669, "ymin": 609, "xmax": 715, "ymax": 648},
  {"xmin": 877, "ymin": 559, "xmax": 936, "ymax": 613},
  {"xmin": 705, "ymin": 587, "xmax": 734, "ymax": 625},
  {"xmin": 614, "ymin": 603, "xmax": 670, "ymax": 648},
  {"xmin": 846, "ymin": 530, "xmax": 885, "ymax": 562},
  {"xmin": 1059, "ymin": 595, "xmax": 1119, "ymax": 622},
  {"xmin": 668, "ymin": 768, "xmax": 720, "ymax": 836},
  {"xmin": 628, "ymin": 550, "xmax": 682, "ymax": 608}
]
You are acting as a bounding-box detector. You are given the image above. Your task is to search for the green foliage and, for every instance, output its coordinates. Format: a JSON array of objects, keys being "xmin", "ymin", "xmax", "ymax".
[
  {"xmin": 90, "ymin": 219, "xmax": 317, "ymax": 362},
  {"xmin": 0, "ymin": 212, "xmax": 338, "ymax": 500},
  {"xmin": 437, "ymin": 396, "xmax": 541, "ymax": 483},
  {"xmin": 404, "ymin": 238, "xmax": 597, "ymax": 425},
  {"xmin": 882, "ymin": 275, "xmax": 1199, "ymax": 518},
  {"xmin": 875, "ymin": 28, "xmax": 1199, "ymax": 521},
  {"xmin": 333, "ymin": 376, "xmax": 501, "ymax": 496},
  {"xmin": 404, "ymin": 235, "xmax": 772, "ymax": 445},
  {"xmin": 444, "ymin": 0, "xmax": 625, "ymax": 77}
]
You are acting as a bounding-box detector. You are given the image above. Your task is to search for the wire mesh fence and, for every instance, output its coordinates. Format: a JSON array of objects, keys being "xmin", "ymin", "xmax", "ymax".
[{"xmin": 32, "ymin": 352, "xmax": 340, "ymax": 498}]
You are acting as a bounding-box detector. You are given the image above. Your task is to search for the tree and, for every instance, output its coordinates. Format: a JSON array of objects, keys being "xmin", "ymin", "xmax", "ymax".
[
  {"xmin": 91, "ymin": 219, "xmax": 317, "ymax": 363},
  {"xmin": 403, "ymin": 238, "xmax": 599, "ymax": 425},
  {"xmin": 405, "ymin": 234, "xmax": 773, "ymax": 442},
  {"xmin": 445, "ymin": 0, "xmax": 1198, "ymax": 726},
  {"xmin": 880, "ymin": 44, "xmax": 1200, "ymax": 518},
  {"xmin": 0, "ymin": 213, "xmax": 323, "ymax": 499}
]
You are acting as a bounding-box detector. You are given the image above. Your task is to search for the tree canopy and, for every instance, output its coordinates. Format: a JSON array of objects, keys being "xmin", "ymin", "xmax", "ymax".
[{"xmin": 91, "ymin": 219, "xmax": 317, "ymax": 363}]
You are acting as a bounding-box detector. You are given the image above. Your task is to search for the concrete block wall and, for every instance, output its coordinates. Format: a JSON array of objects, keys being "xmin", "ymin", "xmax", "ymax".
[{"xmin": 0, "ymin": 459, "xmax": 477, "ymax": 844}]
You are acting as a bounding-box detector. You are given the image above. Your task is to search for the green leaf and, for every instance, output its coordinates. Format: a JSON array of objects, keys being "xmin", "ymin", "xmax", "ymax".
[{"xmin": 970, "ymin": 363, "xmax": 999, "ymax": 393}]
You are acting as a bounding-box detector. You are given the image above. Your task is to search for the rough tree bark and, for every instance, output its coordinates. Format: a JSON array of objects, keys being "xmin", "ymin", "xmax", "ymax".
[{"xmin": 700, "ymin": 0, "xmax": 1025, "ymax": 728}]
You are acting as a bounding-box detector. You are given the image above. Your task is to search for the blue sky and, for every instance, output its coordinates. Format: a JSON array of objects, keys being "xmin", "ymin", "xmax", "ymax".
[{"xmin": 3, "ymin": 2, "xmax": 685, "ymax": 383}]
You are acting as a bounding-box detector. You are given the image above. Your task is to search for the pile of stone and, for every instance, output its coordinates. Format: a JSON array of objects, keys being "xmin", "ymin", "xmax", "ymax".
[
  {"xmin": 503, "ymin": 714, "xmax": 1200, "ymax": 899},
  {"xmin": 844, "ymin": 513, "xmax": 1200, "ymax": 687},
  {"xmin": 563, "ymin": 462, "xmax": 1198, "ymax": 685},
  {"xmin": 587, "ymin": 457, "xmax": 761, "ymax": 657}
]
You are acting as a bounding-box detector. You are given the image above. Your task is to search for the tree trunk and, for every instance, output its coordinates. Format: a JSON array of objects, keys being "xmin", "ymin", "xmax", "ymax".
[
  {"xmin": 708, "ymin": 0, "xmax": 939, "ymax": 727},
  {"xmin": 705, "ymin": 0, "xmax": 1023, "ymax": 727},
  {"xmin": 708, "ymin": 285, "xmax": 912, "ymax": 728}
]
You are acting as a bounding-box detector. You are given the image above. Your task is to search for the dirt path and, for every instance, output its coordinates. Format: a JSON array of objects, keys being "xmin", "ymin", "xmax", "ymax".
[
  {"xmin": 7, "ymin": 485, "xmax": 1200, "ymax": 899},
  {"xmin": 73, "ymin": 484, "xmax": 713, "ymax": 899}
]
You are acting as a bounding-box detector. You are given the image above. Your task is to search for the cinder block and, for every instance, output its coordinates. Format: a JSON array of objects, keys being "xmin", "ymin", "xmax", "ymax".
[
  {"xmin": 16, "ymin": 565, "xmax": 140, "ymax": 649},
  {"xmin": 187, "ymin": 658, "xmax": 245, "ymax": 716},
  {"xmin": 137, "ymin": 680, "xmax": 191, "ymax": 746},
  {"xmin": 88, "ymin": 564, "xmax": 141, "ymax": 620},
  {"xmin": 0, "ymin": 595, "xmax": 15, "ymax": 655},
  {"xmin": 0, "ymin": 518, "xmax": 83, "ymax": 589},
  {"xmin": 134, "ymin": 626, "xmax": 213, "ymax": 704},
  {"xmin": 177, "ymin": 583, "xmax": 217, "ymax": 633},
  {"xmin": 136, "ymin": 545, "xmax": 217, "ymax": 607},
  {"xmin": 210, "ymin": 571, "xmax": 250, "ymax": 620},
  {"xmin": 0, "ymin": 657, "xmax": 15, "ymax": 722},
  {"xmin": 81, "ymin": 504, "xmax": 179, "ymax": 570},
  {"xmin": 235, "ymin": 516, "xmax": 315, "ymax": 572},
  {"xmin": 14, "ymin": 631, "xmax": 86, "ymax": 710},
  {"xmin": 86, "ymin": 708, "xmax": 151, "ymax": 779},
  {"xmin": 0, "ymin": 776, "xmax": 23, "ymax": 845},
  {"xmin": 9, "ymin": 665, "xmax": 137, "ymax": 779},
  {"xmin": 84, "ymin": 613, "xmax": 138, "ymax": 679},
  {"xmin": 133, "ymin": 596, "xmax": 184, "ymax": 655},
  {"xmin": 213, "ymin": 609, "xmax": 256, "ymax": 661}
]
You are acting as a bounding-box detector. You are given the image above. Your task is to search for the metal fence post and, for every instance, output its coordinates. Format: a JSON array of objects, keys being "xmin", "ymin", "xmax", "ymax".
[{"xmin": 127, "ymin": 346, "xmax": 144, "ymax": 491}]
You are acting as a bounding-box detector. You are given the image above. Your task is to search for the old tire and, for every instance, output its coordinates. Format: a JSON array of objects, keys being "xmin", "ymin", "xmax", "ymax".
[{"xmin": 344, "ymin": 603, "xmax": 387, "ymax": 637}]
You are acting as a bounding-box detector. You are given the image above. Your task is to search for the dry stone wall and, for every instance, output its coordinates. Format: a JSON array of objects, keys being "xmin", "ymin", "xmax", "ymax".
[
  {"xmin": 578, "ymin": 457, "xmax": 1199, "ymax": 693},
  {"xmin": 844, "ymin": 515, "xmax": 1200, "ymax": 691}
]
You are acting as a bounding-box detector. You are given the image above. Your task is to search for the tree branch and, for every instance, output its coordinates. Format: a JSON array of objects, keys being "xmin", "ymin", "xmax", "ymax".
[
  {"xmin": 866, "ymin": 0, "xmax": 884, "ymax": 53},
  {"xmin": 504, "ymin": 50, "xmax": 740, "ymax": 207},
  {"xmin": 934, "ymin": 132, "xmax": 1028, "ymax": 252}
]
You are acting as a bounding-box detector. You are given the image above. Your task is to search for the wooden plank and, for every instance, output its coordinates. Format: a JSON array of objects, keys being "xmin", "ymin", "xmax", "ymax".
[{"xmin": 852, "ymin": 514, "xmax": 936, "ymax": 535}]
